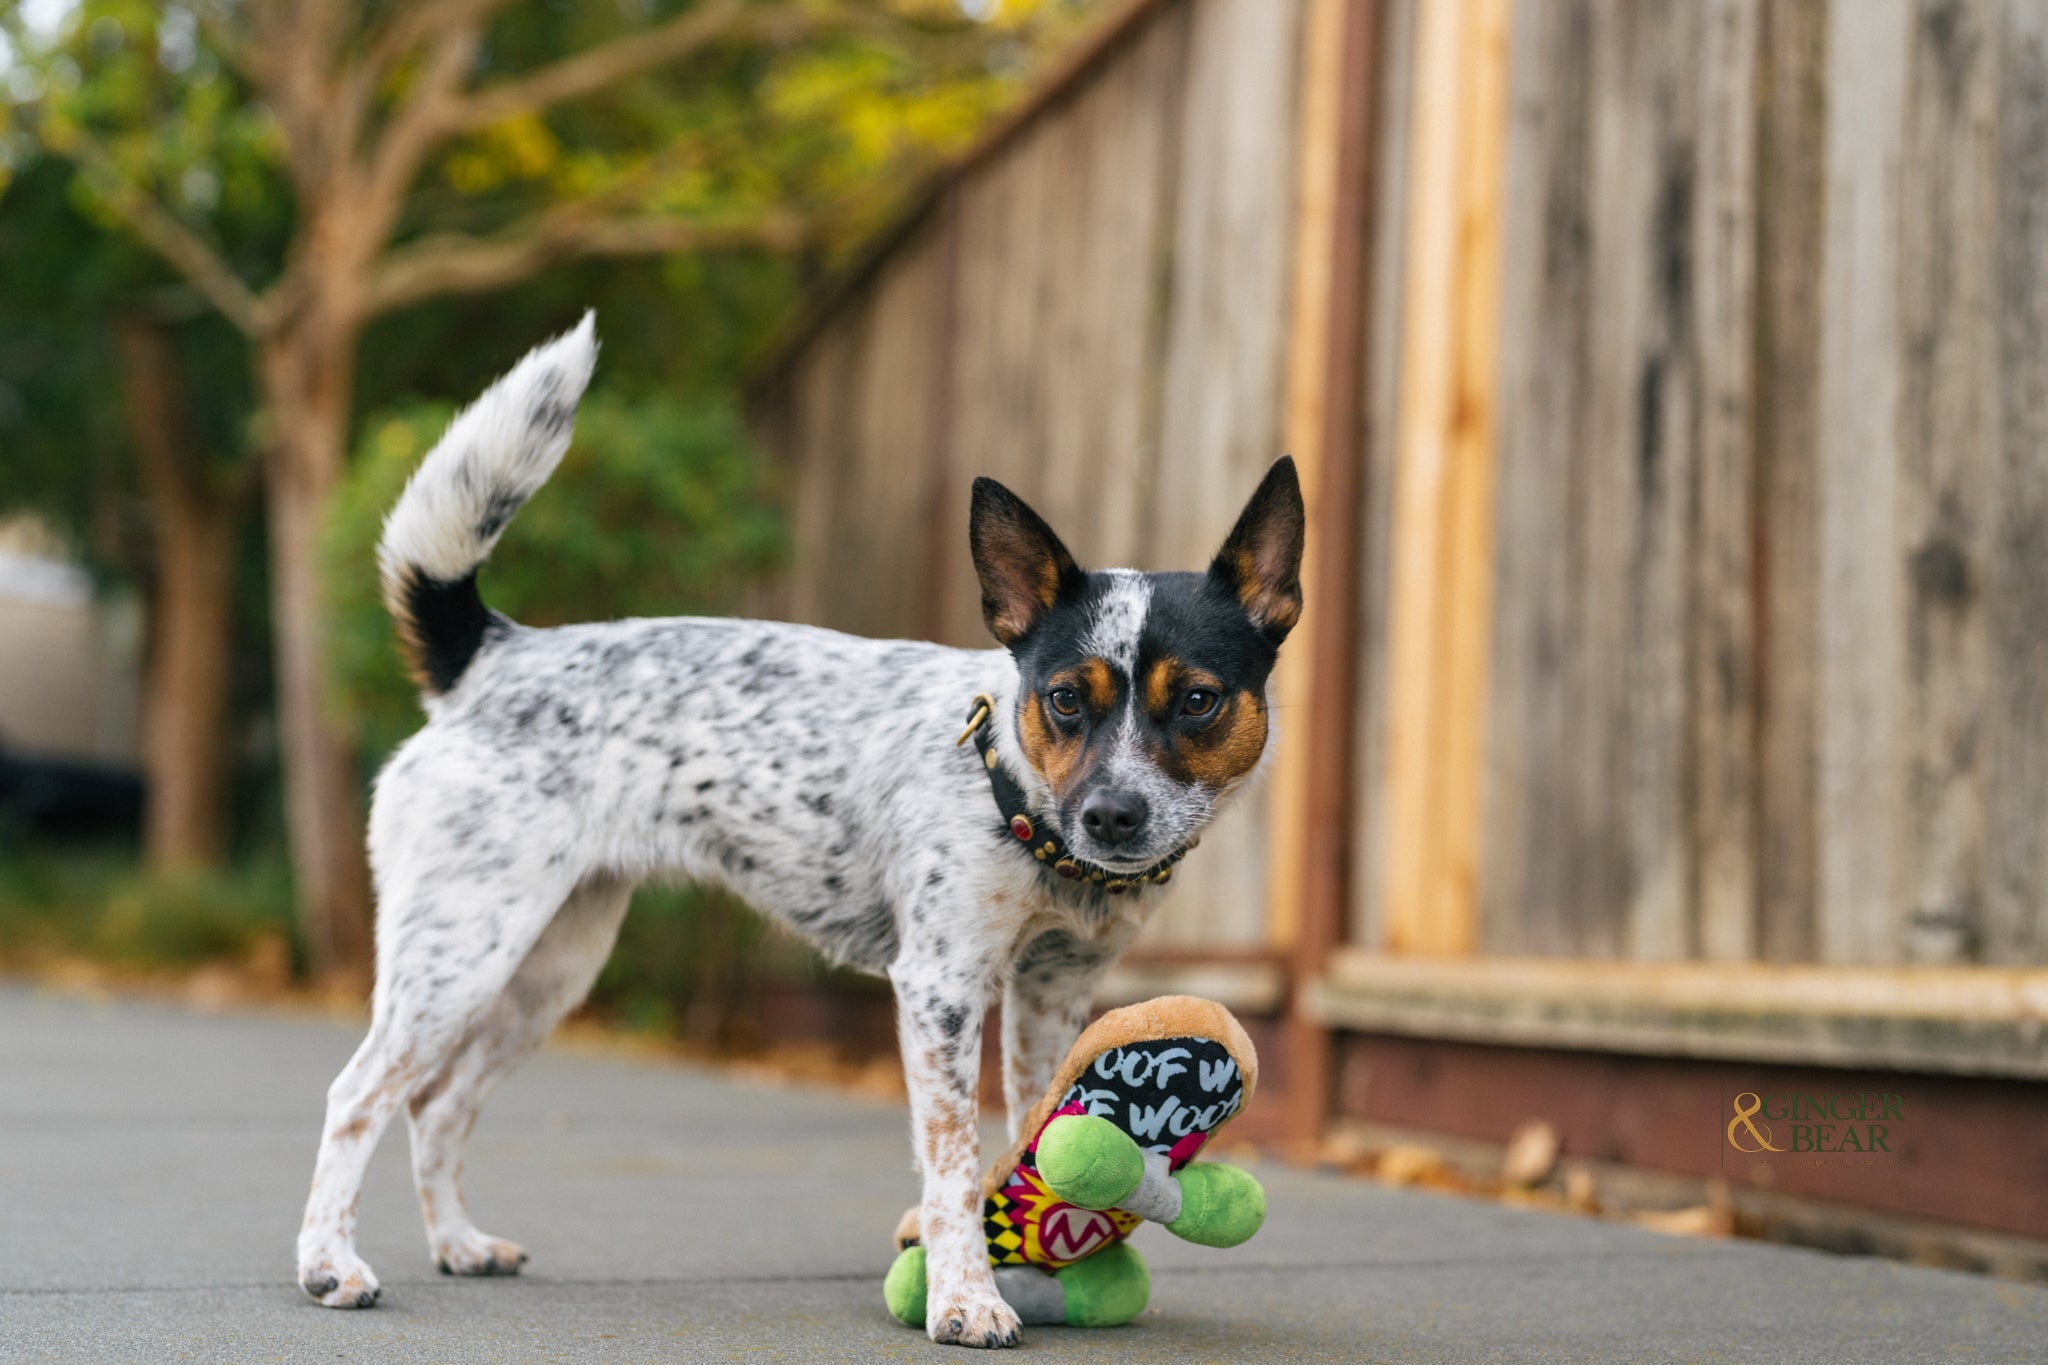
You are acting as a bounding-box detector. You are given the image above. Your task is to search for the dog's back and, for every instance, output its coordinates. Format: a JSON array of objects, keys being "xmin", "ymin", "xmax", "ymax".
[{"xmin": 369, "ymin": 315, "xmax": 1020, "ymax": 971}]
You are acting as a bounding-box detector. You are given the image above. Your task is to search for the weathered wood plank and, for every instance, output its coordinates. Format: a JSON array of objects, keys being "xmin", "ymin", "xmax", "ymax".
[
  {"xmin": 1487, "ymin": 1, "xmax": 1756, "ymax": 965},
  {"xmin": 1754, "ymin": 0, "xmax": 1829, "ymax": 965},
  {"xmin": 779, "ymin": 320, "xmax": 860, "ymax": 630},
  {"xmin": 1432, "ymin": 0, "xmax": 1512, "ymax": 959},
  {"xmin": 1985, "ymin": 0, "xmax": 2048, "ymax": 965},
  {"xmin": 1348, "ymin": 0, "xmax": 1418, "ymax": 951},
  {"xmin": 1312, "ymin": 950, "xmax": 2048, "ymax": 1080},
  {"xmin": 1892, "ymin": 0, "xmax": 2001, "ymax": 965},
  {"xmin": 1482, "ymin": 0, "xmax": 1597, "ymax": 957},
  {"xmin": 839, "ymin": 228, "xmax": 951, "ymax": 641},
  {"xmin": 1267, "ymin": 0, "xmax": 1353, "ymax": 953},
  {"xmin": 1687, "ymin": 0, "xmax": 1761, "ymax": 963},
  {"xmin": 1612, "ymin": 0, "xmax": 1704, "ymax": 965},
  {"xmin": 1376, "ymin": 0, "xmax": 1509, "ymax": 958},
  {"xmin": 1816, "ymin": 0, "xmax": 1910, "ymax": 966}
]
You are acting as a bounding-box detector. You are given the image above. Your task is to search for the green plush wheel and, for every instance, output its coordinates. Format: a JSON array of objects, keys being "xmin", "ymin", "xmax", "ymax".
[
  {"xmin": 1054, "ymin": 1241, "xmax": 1151, "ymax": 1327},
  {"xmin": 1035, "ymin": 1114, "xmax": 1145, "ymax": 1211},
  {"xmin": 884, "ymin": 1240, "xmax": 1151, "ymax": 1330},
  {"xmin": 883, "ymin": 1245, "xmax": 927, "ymax": 1327},
  {"xmin": 1166, "ymin": 1162, "xmax": 1267, "ymax": 1248}
]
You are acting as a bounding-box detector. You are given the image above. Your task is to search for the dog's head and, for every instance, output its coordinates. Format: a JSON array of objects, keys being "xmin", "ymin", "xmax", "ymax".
[{"xmin": 970, "ymin": 458, "xmax": 1304, "ymax": 873}]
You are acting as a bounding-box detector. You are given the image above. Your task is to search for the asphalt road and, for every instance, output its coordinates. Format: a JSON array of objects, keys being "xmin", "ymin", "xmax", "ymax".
[{"xmin": 2, "ymin": 985, "xmax": 2042, "ymax": 1363}]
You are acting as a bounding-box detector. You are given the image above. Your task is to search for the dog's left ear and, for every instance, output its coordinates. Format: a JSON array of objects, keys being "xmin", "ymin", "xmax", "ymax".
[
  {"xmin": 1207, "ymin": 456, "xmax": 1305, "ymax": 643},
  {"xmin": 970, "ymin": 477, "xmax": 1088, "ymax": 647}
]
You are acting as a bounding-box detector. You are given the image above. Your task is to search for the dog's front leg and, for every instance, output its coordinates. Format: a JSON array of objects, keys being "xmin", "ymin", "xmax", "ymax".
[
  {"xmin": 1001, "ymin": 930, "xmax": 1122, "ymax": 1141},
  {"xmin": 892, "ymin": 952, "xmax": 1018, "ymax": 1349}
]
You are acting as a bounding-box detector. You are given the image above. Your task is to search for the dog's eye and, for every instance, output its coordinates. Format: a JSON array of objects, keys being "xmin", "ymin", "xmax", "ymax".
[
  {"xmin": 1183, "ymin": 688, "xmax": 1219, "ymax": 718},
  {"xmin": 1048, "ymin": 687, "xmax": 1081, "ymax": 717}
]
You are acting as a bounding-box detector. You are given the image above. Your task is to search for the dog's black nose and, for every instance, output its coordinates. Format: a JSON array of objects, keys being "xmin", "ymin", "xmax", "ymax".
[{"xmin": 1080, "ymin": 789, "xmax": 1149, "ymax": 846}]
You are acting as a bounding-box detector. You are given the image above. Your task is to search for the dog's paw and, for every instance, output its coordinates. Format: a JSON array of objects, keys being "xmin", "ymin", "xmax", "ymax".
[
  {"xmin": 927, "ymin": 1288, "xmax": 1022, "ymax": 1349},
  {"xmin": 299, "ymin": 1250, "xmax": 381, "ymax": 1308},
  {"xmin": 434, "ymin": 1228, "xmax": 529, "ymax": 1277}
]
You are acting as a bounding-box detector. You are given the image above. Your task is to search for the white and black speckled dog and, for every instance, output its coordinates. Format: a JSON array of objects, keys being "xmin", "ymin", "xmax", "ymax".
[{"xmin": 296, "ymin": 316, "xmax": 1303, "ymax": 1347}]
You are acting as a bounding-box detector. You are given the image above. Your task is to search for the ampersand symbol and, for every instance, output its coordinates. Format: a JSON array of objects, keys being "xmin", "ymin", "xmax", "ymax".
[{"xmin": 1726, "ymin": 1091, "xmax": 1782, "ymax": 1153}]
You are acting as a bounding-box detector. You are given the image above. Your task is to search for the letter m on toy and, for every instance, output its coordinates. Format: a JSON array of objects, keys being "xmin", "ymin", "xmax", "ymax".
[{"xmin": 1040, "ymin": 1207, "xmax": 1114, "ymax": 1260}]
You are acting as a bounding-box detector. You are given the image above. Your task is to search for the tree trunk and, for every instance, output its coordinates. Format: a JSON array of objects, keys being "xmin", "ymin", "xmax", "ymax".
[
  {"xmin": 114, "ymin": 317, "xmax": 245, "ymax": 873},
  {"xmin": 257, "ymin": 313, "xmax": 374, "ymax": 977}
]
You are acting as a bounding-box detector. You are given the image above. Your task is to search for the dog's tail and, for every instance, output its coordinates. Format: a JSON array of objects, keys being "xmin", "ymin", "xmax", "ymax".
[{"xmin": 379, "ymin": 313, "xmax": 598, "ymax": 696}]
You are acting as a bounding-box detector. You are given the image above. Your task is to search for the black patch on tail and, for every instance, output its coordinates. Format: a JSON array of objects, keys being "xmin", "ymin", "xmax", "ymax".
[{"xmin": 401, "ymin": 569, "xmax": 505, "ymax": 694}]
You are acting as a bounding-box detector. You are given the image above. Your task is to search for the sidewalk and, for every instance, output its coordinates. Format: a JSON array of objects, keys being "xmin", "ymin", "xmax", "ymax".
[{"xmin": 1, "ymin": 985, "xmax": 2040, "ymax": 1363}]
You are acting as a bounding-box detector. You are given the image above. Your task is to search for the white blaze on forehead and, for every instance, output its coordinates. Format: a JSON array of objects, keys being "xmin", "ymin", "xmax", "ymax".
[{"xmin": 1082, "ymin": 571, "xmax": 1151, "ymax": 675}]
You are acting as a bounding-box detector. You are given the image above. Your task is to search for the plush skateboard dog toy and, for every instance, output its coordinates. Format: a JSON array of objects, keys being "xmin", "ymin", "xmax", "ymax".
[{"xmin": 885, "ymin": 995, "xmax": 1265, "ymax": 1330}]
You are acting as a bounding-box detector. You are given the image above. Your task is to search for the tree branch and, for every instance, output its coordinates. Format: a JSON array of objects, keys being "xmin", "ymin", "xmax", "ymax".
[
  {"xmin": 442, "ymin": 2, "xmax": 975, "ymax": 134},
  {"xmin": 364, "ymin": 0, "xmax": 517, "ymax": 82},
  {"xmin": 364, "ymin": 208, "xmax": 808, "ymax": 318},
  {"xmin": 62, "ymin": 132, "xmax": 266, "ymax": 336},
  {"xmin": 359, "ymin": 24, "xmax": 485, "ymax": 247},
  {"xmin": 443, "ymin": 0, "xmax": 769, "ymax": 134},
  {"xmin": 185, "ymin": 1, "xmax": 260, "ymax": 84}
]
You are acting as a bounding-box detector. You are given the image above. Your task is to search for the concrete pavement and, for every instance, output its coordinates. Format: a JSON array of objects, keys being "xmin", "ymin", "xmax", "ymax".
[{"xmin": 1, "ymin": 985, "xmax": 2042, "ymax": 1363}]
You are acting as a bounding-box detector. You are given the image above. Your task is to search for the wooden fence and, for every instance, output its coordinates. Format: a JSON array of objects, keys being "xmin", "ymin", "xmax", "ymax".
[
  {"xmin": 751, "ymin": 0, "xmax": 1306, "ymax": 956},
  {"xmin": 751, "ymin": 0, "xmax": 2048, "ymax": 999},
  {"xmin": 1390, "ymin": 0, "xmax": 2048, "ymax": 972}
]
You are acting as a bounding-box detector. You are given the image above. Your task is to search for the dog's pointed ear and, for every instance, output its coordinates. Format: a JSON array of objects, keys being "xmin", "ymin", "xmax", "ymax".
[
  {"xmin": 970, "ymin": 478, "xmax": 1086, "ymax": 647},
  {"xmin": 1207, "ymin": 456, "xmax": 1305, "ymax": 643}
]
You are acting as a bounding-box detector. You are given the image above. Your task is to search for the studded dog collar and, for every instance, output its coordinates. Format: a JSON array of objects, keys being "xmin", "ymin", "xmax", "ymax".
[{"xmin": 957, "ymin": 694, "xmax": 1191, "ymax": 896}]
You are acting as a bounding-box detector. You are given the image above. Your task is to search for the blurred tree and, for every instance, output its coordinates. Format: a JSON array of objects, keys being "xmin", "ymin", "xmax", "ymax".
[
  {"xmin": 113, "ymin": 313, "xmax": 257, "ymax": 870},
  {"xmin": 0, "ymin": 154, "xmax": 257, "ymax": 873},
  {"xmin": 3, "ymin": 0, "xmax": 1096, "ymax": 973}
]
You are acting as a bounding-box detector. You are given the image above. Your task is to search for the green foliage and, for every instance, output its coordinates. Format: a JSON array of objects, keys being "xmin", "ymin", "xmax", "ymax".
[
  {"xmin": 3, "ymin": 1, "xmax": 292, "ymax": 287},
  {"xmin": 0, "ymin": 158, "xmax": 132, "ymax": 560},
  {"xmin": 0, "ymin": 847, "xmax": 296, "ymax": 970},
  {"xmin": 324, "ymin": 387, "xmax": 787, "ymax": 767}
]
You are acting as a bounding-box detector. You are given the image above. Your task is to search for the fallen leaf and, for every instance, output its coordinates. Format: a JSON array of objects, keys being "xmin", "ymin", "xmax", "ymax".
[
  {"xmin": 1633, "ymin": 1205, "xmax": 1734, "ymax": 1238},
  {"xmin": 1502, "ymin": 1120, "xmax": 1560, "ymax": 1188},
  {"xmin": 1376, "ymin": 1143, "xmax": 1446, "ymax": 1187}
]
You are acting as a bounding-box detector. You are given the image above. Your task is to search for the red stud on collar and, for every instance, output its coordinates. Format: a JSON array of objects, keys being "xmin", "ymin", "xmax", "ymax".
[{"xmin": 1010, "ymin": 814, "xmax": 1035, "ymax": 841}]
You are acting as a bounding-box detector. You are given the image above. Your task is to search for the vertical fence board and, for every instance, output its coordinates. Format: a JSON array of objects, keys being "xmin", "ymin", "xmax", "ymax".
[
  {"xmin": 1612, "ymin": 1, "xmax": 1704, "ymax": 964},
  {"xmin": 1755, "ymin": 0, "xmax": 1828, "ymax": 964},
  {"xmin": 1484, "ymin": 0, "xmax": 1596, "ymax": 956},
  {"xmin": 839, "ymin": 231, "xmax": 953, "ymax": 641},
  {"xmin": 1893, "ymin": 0, "xmax": 2001, "ymax": 964},
  {"xmin": 780, "ymin": 323, "xmax": 860, "ymax": 631},
  {"xmin": 1816, "ymin": 0, "xmax": 1910, "ymax": 965},
  {"xmin": 1348, "ymin": 0, "xmax": 1417, "ymax": 950},
  {"xmin": 1688, "ymin": 0, "xmax": 1761, "ymax": 962},
  {"xmin": 1986, "ymin": 0, "xmax": 2048, "ymax": 965},
  {"xmin": 1378, "ymin": 0, "xmax": 1511, "ymax": 958}
]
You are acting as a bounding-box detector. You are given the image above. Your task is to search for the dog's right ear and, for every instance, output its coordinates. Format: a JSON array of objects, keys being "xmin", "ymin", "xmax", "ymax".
[{"xmin": 970, "ymin": 478, "xmax": 1086, "ymax": 647}]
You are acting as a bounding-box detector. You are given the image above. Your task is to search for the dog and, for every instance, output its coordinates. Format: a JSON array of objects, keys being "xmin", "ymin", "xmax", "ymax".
[{"xmin": 296, "ymin": 316, "xmax": 1303, "ymax": 1348}]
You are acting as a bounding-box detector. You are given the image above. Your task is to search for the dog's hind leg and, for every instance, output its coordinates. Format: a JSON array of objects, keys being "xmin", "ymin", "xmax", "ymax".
[
  {"xmin": 297, "ymin": 850, "xmax": 583, "ymax": 1308},
  {"xmin": 407, "ymin": 873, "xmax": 633, "ymax": 1276}
]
